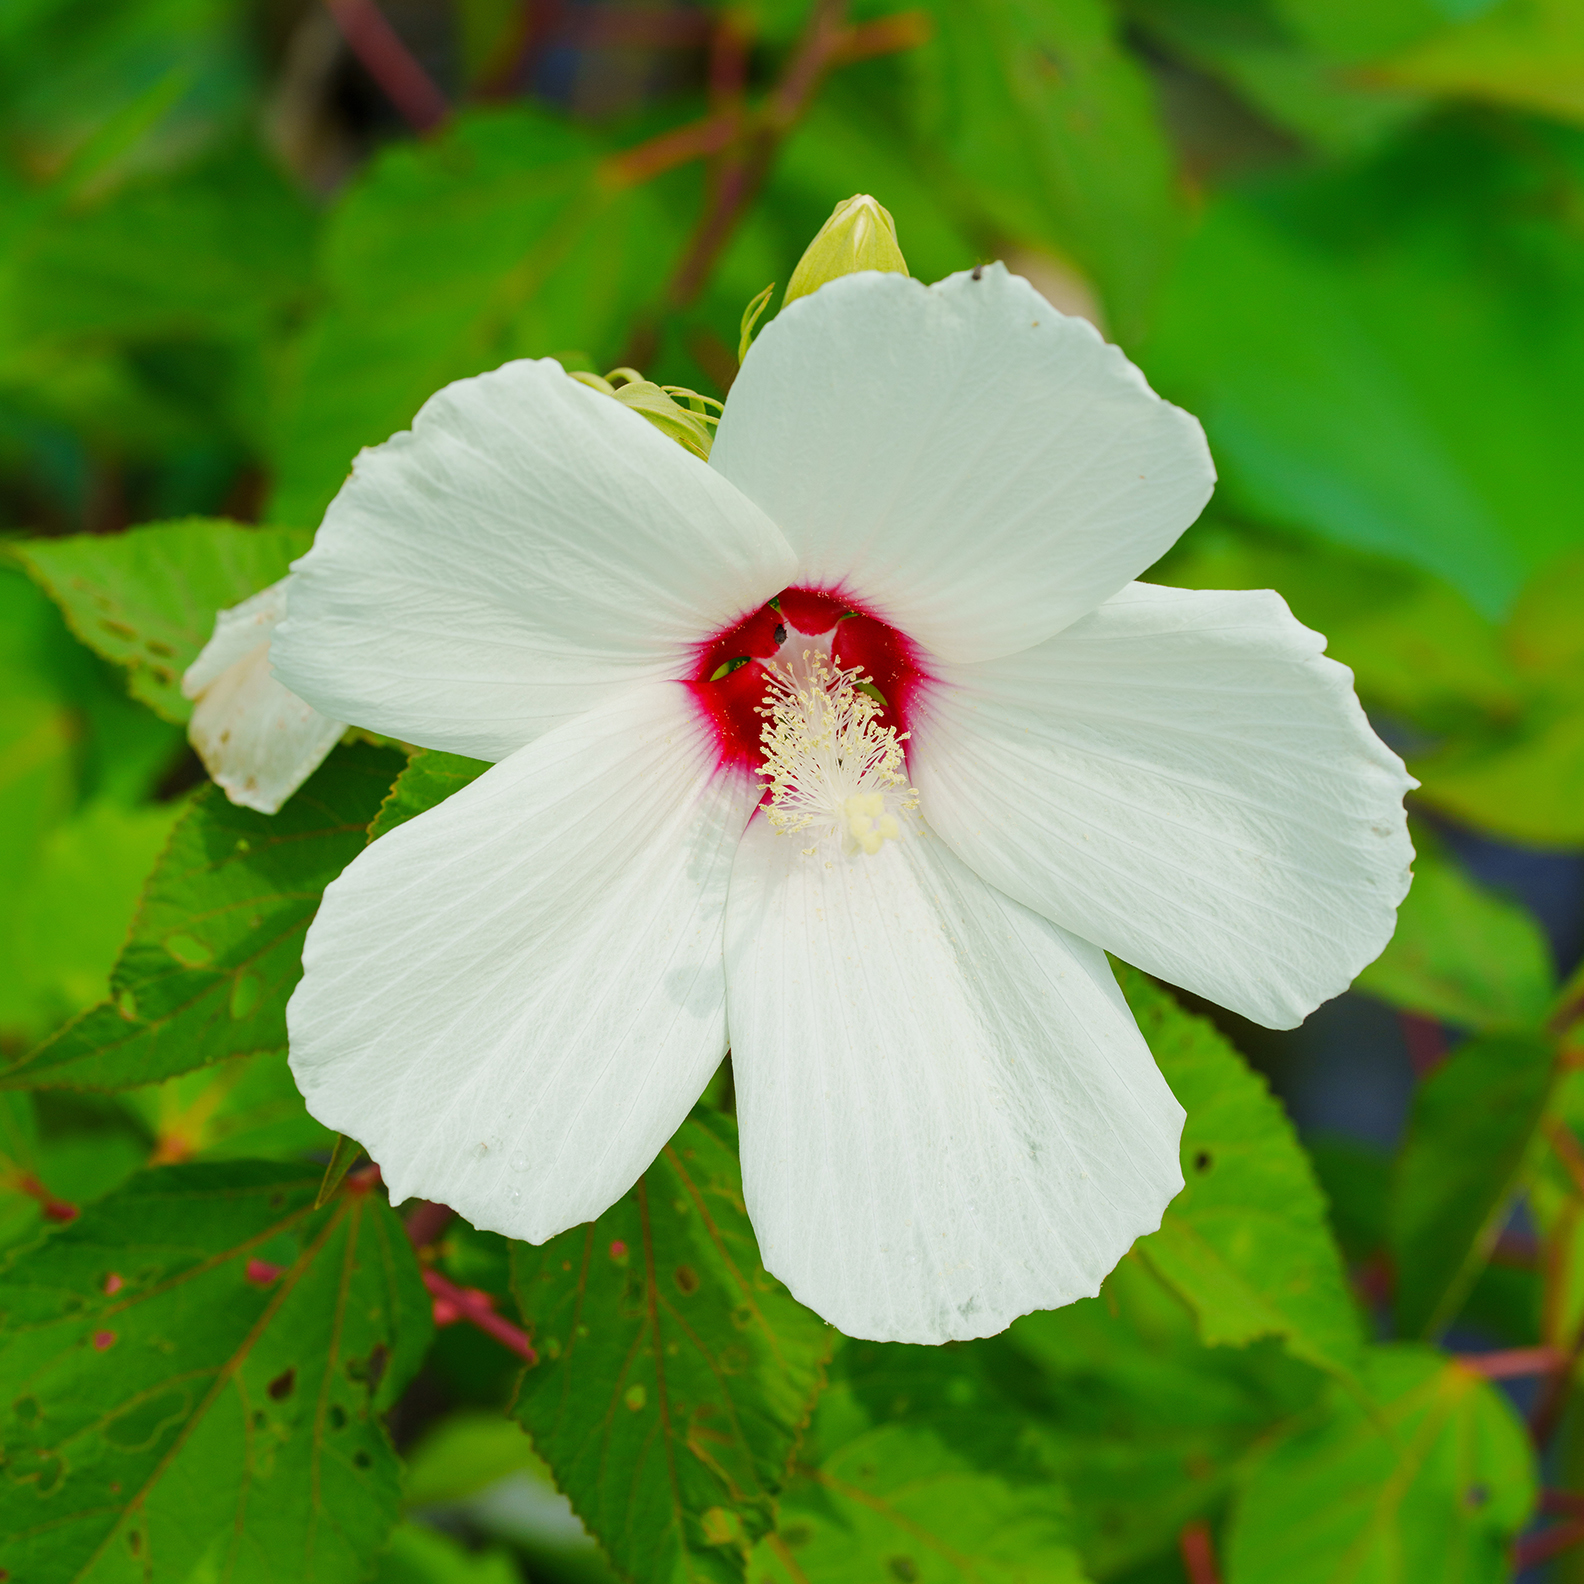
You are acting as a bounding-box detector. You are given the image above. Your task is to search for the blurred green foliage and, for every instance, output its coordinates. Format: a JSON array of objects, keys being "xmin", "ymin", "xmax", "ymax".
[{"xmin": 1, "ymin": 0, "xmax": 1582, "ymax": 1580}]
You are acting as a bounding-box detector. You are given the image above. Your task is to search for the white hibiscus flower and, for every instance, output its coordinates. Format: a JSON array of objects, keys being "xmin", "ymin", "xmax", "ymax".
[
  {"xmin": 271, "ymin": 263, "xmax": 1412, "ymax": 1345},
  {"xmin": 182, "ymin": 577, "xmax": 345, "ymax": 815}
]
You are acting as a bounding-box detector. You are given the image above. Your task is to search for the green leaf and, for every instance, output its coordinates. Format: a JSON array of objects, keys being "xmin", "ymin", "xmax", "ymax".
[
  {"xmin": 1155, "ymin": 523, "xmax": 1520, "ymax": 731},
  {"xmin": 13, "ymin": 518, "xmax": 313, "ymax": 724},
  {"xmin": 369, "ymin": 748, "xmax": 490, "ymax": 842},
  {"xmin": 908, "ymin": 0, "xmax": 1186, "ymax": 343},
  {"xmin": 510, "ymin": 1109, "xmax": 831, "ymax": 1584},
  {"xmin": 1225, "ymin": 1345, "xmax": 1537, "ymax": 1584},
  {"xmin": 1389, "ymin": 1033, "xmax": 1556, "ymax": 1338},
  {"xmin": 1129, "ymin": 0, "xmax": 1429, "ymax": 159},
  {"xmin": 1413, "ymin": 704, "xmax": 1584, "ymax": 845},
  {"xmin": 317, "ymin": 1132, "xmax": 365, "ymax": 1207},
  {"xmin": 402, "ymin": 1411, "xmax": 542, "ymax": 1508},
  {"xmin": 1370, "ymin": 0, "xmax": 1584, "ymax": 126},
  {"xmin": 1141, "ymin": 119, "xmax": 1584, "ymax": 615},
  {"xmin": 126, "ymin": 1049, "xmax": 334, "ymax": 1167},
  {"xmin": 1305, "ymin": 1134, "xmax": 1391, "ymax": 1266},
  {"xmin": 4, "ymin": 741, "xmax": 403, "ymax": 1091},
  {"xmin": 1117, "ymin": 965, "xmax": 1365, "ymax": 1380},
  {"xmin": 374, "ymin": 1522, "xmax": 520, "ymax": 1584},
  {"xmin": 11, "ymin": 799, "xmax": 183, "ymax": 1033},
  {"xmin": 268, "ymin": 105, "xmax": 687, "ymax": 531},
  {"xmin": 753, "ymin": 1420, "xmax": 1086, "ymax": 1584},
  {"xmin": 751, "ymin": 1333, "xmax": 1085, "ymax": 1583},
  {"xmin": 1355, "ymin": 838, "xmax": 1555, "ymax": 1030},
  {"xmin": 10, "ymin": 142, "xmax": 314, "ymax": 351},
  {"xmin": 0, "ymin": 1160, "xmax": 433, "ymax": 1583},
  {"xmin": 1008, "ymin": 1254, "xmax": 1324, "ymax": 1577}
]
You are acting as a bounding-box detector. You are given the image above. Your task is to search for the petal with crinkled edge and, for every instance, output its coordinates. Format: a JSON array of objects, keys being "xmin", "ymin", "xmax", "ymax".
[
  {"xmin": 288, "ymin": 681, "xmax": 758, "ymax": 1240},
  {"xmin": 711, "ymin": 266, "xmax": 1214, "ymax": 664},
  {"xmin": 273, "ymin": 359, "xmax": 796, "ymax": 761},
  {"xmin": 724, "ymin": 816, "xmax": 1185, "ymax": 1344},
  {"xmin": 909, "ymin": 582, "xmax": 1416, "ymax": 1029},
  {"xmin": 182, "ymin": 577, "xmax": 343, "ymax": 814}
]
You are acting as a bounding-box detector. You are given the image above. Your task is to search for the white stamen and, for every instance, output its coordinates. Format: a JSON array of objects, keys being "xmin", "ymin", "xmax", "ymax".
[{"xmin": 756, "ymin": 652, "xmax": 918, "ymax": 858}]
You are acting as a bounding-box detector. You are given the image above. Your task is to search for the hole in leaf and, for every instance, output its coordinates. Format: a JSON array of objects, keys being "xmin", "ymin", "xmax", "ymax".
[
  {"xmin": 229, "ymin": 974, "xmax": 262, "ymax": 1020},
  {"xmin": 164, "ymin": 933, "xmax": 213, "ymax": 968},
  {"xmin": 675, "ymin": 1265, "xmax": 699, "ymax": 1295},
  {"xmin": 353, "ymin": 1449, "xmax": 371, "ymax": 1470},
  {"xmin": 329, "ymin": 1405, "xmax": 347, "ymax": 1430},
  {"xmin": 345, "ymin": 1343, "xmax": 388, "ymax": 1395},
  {"xmin": 267, "ymin": 1368, "xmax": 295, "ymax": 1401},
  {"xmin": 1466, "ymin": 1483, "xmax": 1490, "ymax": 1508},
  {"xmin": 1194, "ymin": 1150, "xmax": 1213, "ymax": 1173}
]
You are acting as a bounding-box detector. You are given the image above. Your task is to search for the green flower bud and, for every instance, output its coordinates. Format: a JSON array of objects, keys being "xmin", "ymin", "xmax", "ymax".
[{"xmin": 783, "ymin": 194, "xmax": 908, "ymax": 307}]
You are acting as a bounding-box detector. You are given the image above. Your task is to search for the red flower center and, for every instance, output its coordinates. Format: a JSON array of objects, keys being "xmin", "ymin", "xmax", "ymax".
[{"xmin": 685, "ymin": 587, "xmax": 929, "ymax": 775}]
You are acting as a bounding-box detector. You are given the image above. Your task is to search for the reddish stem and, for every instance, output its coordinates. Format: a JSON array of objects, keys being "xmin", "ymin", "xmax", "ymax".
[
  {"xmin": 1543, "ymin": 1490, "xmax": 1584, "ymax": 1517},
  {"xmin": 405, "ymin": 1199, "xmax": 457, "ymax": 1249},
  {"xmin": 325, "ymin": 0, "xmax": 450, "ymax": 133},
  {"xmin": 1456, "ymin": 1346, "xmax": 1567, "ymax": 1380},
  {"xmin": 423, "ymin": 1268, "xmax": 536, "ymax": 1362},
  {"xmin": 1516, "ymin": 1519, "xmax": 1584, "ymax": 1569},
  {"xmin": 14, "ymin": 1172, "xmax": 77, "ymax": 1223},
  {"xmin": 1399, "ymin": 1011, "xmax": 1446, "ymax": 1077},
  {"xmin": 1178, "ymin": 1520, "xmax": 1220, "ymax": 1584}
]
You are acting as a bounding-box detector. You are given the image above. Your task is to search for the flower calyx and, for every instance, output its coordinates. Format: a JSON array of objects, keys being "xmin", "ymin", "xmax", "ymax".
[
  {"xmin": 783, "ymin": 194, "xmax": 908, "ymax": 308},
  {"xmin": 570, "ymin": 367, "xmax": 722, "ymax": 460}
]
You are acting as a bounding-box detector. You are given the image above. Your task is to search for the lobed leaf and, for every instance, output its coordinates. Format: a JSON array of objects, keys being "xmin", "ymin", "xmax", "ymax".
[
  {"xmin": 510, "ymin": 1109, "xmax": 830, "ymax": 1584},
  {"xmin": 1389, "ymin": 1033, "xmax": 1556, "ymax": 1339},
  {"xmin": 4, "ymin": 742, "xmax": 404, "ymax": 1092},
  {"xmin": 1225, "ymin": 1345, "xmax": 1537, "ymax": 1584},
  {"xmin": 0, "ymin": 1159, "xmax": 433, "ymax": 1583},
  {"xmin": 1117, "ymin": 965, "xmax": 1365, "ymax": 1381},
  {"xmin": 1008, "ymin": 1254, "xmax": 1323, "ymax": 1577},
  {"xmin": 367, "ymin": 749, "xmax": 489, "ymax": 842},
  {"xmin": 753, "ymin": 1420, "xmax": 1085, "ymax": 1584},
  {"xmin": 13, "ymin": 519, "xmax": 313, "ymax": 725}
]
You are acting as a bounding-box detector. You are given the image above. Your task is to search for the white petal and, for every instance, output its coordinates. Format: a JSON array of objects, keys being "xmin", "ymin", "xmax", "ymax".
[
  {"xmin": 272, "ymin": 359, "xmax": 796, "ymax": 761},
  {"xmin": 711, "ymin": 266, "xmax": 1214, "ymax": 663},
  {"xmin": 909, "ymin": 583, "xmax": 1416, "ymax": 1030},
  {"xmin": 187, "ymin": 642, "xmax": 345, "ymax": 815},
  {"xmin": 724, "ymin": 818, "xmax": 1185, "ymax": 1344},
  {"xmin": 287, "ymin": 682, "xmax": 757, "ymax": 1241},
  {"xmin": 182, "ymin": 576, "xmax": 291, "ymax": 698}
]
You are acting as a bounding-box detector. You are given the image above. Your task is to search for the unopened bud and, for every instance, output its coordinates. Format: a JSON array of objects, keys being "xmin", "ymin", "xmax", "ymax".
[{"xmin": 783, "ymin": 194, "xmax": 908, "ymax": 306}]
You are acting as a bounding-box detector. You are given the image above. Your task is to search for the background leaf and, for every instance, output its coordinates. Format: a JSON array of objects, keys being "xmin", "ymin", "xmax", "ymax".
[
  {"xmin": 1118, "ymin": 965, "xmax": 1365, "ymax": 1380},
  {"xmin": 1355, "ymin": 838, "xmax": 1556, "ymax": 1030},
  {"xmin": 0, "ymin": 1159, "xmax": 433, "ymax": 1583},
  {"xmin": 368, "ymin": 748, "xmax": 490, "ymax": 842},
  {"xmin": 1225, "ymin": 1345, "xmax": 1537, "ymax": 1583},
  {"xmin": 5, "ymin": 741, "xmax": 402, "ymax": 1091},
  {"xmin": 511, "ymin": 1109, "xmax": 830, "ymax": 1584},
  {"xmin": 14, "ymin": 518, "xmax": 312, "ymax": 723},
  {"xmin": 267, "ymin": 106, "xmax": 688, "ymax": 530},
  {"xmin": 1389, "ymin": 1033, "xmax": 1556, "ymax": 1338}
]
